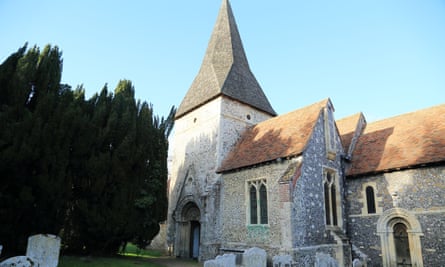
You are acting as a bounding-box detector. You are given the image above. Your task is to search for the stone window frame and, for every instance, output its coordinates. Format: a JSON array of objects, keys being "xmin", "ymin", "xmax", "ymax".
[
  {"xmin": 361, "ymin": 182, "xmax": 383, "ymax": 215},
  {"xmin": 246, "ymin": 178, "xmax": 269, "ymax": 225},
  {"xmin": 323, "ymin": 107, "xmax": 336, "ymax": 160},
  {"xmin": 376, "ymin": 208, "xmax": 424, "ymax": 267},
  {"xmin": 322, "ymin": 167, "xmax": 342, "ymax": 228}
]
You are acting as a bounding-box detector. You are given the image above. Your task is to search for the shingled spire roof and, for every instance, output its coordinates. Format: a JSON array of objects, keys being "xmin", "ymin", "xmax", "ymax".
[{"xmin": 175, "ymin": 0, "xmax": 276, "ymax": 119}]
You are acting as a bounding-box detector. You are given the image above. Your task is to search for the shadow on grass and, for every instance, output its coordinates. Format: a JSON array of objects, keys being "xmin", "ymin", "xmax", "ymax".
[
  {"xmin": 59, "ymin": 244, "xmax": 165, "ymax": 267},
  {"xmin": 59, "ymin": 255, "xmax": 164, "ymax": 267},
  {"xmin": 59, "ymin": 243, "xmax": 202, "ymax": 267}
]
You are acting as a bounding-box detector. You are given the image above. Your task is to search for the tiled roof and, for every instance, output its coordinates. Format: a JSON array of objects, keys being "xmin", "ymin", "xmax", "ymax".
[
  {"xmin": 175, "ymin": 0, "xmax": 276, "ymax": 119},
  {"xmin": 336, "ymin": 113, "xmax": 364, "ymax": 155},
  {"xmin": 347, "ymin": 104, "xmax": 445, "ymax": 177},
  {"xmin": 218, "ymin": 99, "xmax": 329, "ymax": 172}
]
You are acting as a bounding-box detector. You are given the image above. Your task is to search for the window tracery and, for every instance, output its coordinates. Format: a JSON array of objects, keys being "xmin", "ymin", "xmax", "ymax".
[{"xmin": 247, "ymin": 179, "xmax": 268, "ymax": 225}]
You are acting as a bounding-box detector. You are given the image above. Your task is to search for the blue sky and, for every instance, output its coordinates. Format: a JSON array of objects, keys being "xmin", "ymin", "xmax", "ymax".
[{"xmin": 1, "ymin": 0, "xmax": 444, "ymax": 122}]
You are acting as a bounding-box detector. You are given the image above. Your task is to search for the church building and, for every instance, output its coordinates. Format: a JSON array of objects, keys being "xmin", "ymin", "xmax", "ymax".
[{"xmin": 165, "ymin": 1, "xmax": 445, "ymax": 266}]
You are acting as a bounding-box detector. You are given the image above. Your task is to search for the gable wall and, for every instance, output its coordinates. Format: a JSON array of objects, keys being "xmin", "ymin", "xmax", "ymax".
[
  {"xmin": 292, "ymin": 111, "xmax": 344, "ymax": 246},
  {"xmin": 289, "ymin": 107, "xmax": 352, "ymax": 266},
  {"xmin": 346, "ymin": 165, "xmax": 445, "ymax": 266}
]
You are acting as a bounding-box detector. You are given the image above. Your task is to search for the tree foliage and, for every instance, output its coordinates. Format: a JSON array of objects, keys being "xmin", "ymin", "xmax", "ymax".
[{"xmin": 0, "ymin": 44, "xmax": 175, "ymax": 256}]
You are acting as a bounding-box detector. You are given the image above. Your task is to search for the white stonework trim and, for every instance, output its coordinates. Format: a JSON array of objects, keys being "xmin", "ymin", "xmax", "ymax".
[
  {"xmin": 376, "ymin": 208, "xmax": 423, "ymax": 267},
  {"xmin": 245, "ymin": 178, "xmax": 269, "ymax": 226},
  {"xmin": 323, "ymin": 107, "xmax": 337, "ymax": 160}
]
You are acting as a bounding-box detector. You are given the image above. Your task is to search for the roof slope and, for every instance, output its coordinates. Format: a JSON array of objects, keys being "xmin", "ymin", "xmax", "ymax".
[
  {"xmin": 348, "ymin": 104, "xmax": 445, "ymax": 177},
  {"xmin": 218, "ymin": 99, "xmax": 329, "ymax": 172},
  {"xmin": 175, "ymin": 0, "xmax": 276, "ymax": 119}
]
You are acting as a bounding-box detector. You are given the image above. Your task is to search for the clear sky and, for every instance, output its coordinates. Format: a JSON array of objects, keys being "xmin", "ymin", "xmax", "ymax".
[{"xmin": 1, "ymin": 0, "xmax": 444, "ymax": 122}]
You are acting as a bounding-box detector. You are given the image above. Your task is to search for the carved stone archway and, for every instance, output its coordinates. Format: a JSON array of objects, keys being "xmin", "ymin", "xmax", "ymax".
[
  {"xmin": 377, "ymin": 208, "xmax": 423, "ymax": 267},
  {"xmin": 175, "ymin": 201, "xmax": 201, "ymax": 259}
]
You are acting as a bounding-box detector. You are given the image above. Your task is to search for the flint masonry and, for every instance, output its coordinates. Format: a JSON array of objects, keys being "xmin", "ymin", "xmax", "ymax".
[{"xmin": 165, "ymin": 1, "xmax": 445, "ymax": 266}]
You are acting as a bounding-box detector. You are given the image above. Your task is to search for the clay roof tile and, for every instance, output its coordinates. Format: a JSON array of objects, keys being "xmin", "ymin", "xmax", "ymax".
[
  {"xmin": 218, "ymin": 99, "xmax": 329, "ymax": 172},
  {"xmin": 347, "ymin": 104, "xmax": 445, "ymax": 177}
]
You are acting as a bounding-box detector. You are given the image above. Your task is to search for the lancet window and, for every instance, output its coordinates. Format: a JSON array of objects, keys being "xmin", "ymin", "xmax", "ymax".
[{"xmin": 248, "ymin": 179, "xmax": 268, "ymax": 225}]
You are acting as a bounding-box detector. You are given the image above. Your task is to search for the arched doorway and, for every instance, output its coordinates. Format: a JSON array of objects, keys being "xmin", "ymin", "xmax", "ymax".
[
  {"xmin": 377, "ymin": 208, "xmax": 424, "ymax": 267},
  {"xmin": 177, "ymin": 202, "xmax": 201, "ymax": 259}
]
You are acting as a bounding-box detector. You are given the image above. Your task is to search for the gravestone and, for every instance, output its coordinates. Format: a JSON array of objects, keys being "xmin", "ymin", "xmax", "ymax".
[
  {"xmin": 353, "ymin": 258, "xmax": 364, "ymax": 267},
  {"xmin": 204, "ymin": 253, "xmax": 236, "ymax": 267},
  {"xmin": 273, "ymin": 254, "xmax": 293, "ymax": 267},
  {"xmin": 203, "ymin": 259, "xmax": 219, "ymax": 267},
  {"xmin": 26, "ymin": 234, "xmax": 61, "ymax": 267},
  {"xmin": 242, "ymin": 247, "xmax": 267, "ymax": 267},
  {"xmin": 315, "ymin": 252, "xmax": 339, "ymax": 267},
  {"xmin": 0, "ymin": 256, "xmax": 37, "ymax": 267}
]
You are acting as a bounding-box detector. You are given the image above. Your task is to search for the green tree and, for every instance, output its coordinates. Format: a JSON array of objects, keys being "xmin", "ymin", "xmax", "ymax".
[
  {"xmin": 63, "ymin": 81, "xmax": 175, "ymax": 255},
  {"xmin": 0, "ymin": 44, "xmax": 73, "ymax": 255},
  {"xmin": 0, "ymin": 45, "xmax": 174, "ymax": 256}
]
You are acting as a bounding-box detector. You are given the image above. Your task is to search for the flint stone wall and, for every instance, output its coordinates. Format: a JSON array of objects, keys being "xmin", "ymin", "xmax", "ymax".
[{"xmin": 346, "ymin": 165, "xmax": 445, "ymax": 267}]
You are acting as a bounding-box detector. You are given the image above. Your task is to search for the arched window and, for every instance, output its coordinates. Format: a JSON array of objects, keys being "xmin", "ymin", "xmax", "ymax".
[
  {"xmin": 366, "ymin": 186, "xmax": 376, "ymax": 214},
  {"xmin": 324, "ymin": 182, "xmax": 331, "ymax": 225},
  {"xmin": 249, "ymin": 185, "xmax": 257, "ymax": 224},
  {"xmin": 331, "ymin": 184, "xmax": 338, "ymax": 226},
  {"xmin": 324, "ymin": 170, "xmax": 340, "ymax": 226},
  {"xmin": 260, "ymin": 184, "xmax": 268, "ymax": 224},
  {"xmin": 248, "ymin": 180, "xmax": 268, "ymax": 225}
]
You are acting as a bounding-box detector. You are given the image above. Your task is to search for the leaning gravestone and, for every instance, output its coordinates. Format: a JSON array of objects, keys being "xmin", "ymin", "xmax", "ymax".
[
  {"xmin": 26, "ymin": 234, "xmax": 61, "ymax": 267},
  {"xmin": 242, "ymin": 247, "xmax": 267, "ymax": 267}
]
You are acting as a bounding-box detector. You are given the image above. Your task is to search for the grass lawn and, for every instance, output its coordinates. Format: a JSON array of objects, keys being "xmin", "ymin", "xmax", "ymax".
[
  {"xmin": 59, "ymin": 243, "xmax": 165, "ymax": 267},
  {"xmin": 59, "ymin": 255, "xmax": 163, "ymax": 267}
]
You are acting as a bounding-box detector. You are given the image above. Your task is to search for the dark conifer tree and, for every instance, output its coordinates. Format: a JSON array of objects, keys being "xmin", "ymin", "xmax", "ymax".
[
  {"xmin": 0, "ymin": 45, "xmax": 72, "ymax": 255},
  {"xmin": 0, "ymin": 45, "xmax": 174, "ymax": 256}
]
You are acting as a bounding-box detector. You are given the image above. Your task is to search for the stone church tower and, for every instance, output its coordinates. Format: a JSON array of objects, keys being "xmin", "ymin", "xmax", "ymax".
[{"xmin": 166, "ymin": 0, "xmax": 276, "ymax": 260}]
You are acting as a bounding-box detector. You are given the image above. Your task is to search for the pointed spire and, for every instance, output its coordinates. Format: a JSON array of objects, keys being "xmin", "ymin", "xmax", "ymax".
[{"xmin": 176, "ymin": 0, "xmax": 276, "ymax": 119}]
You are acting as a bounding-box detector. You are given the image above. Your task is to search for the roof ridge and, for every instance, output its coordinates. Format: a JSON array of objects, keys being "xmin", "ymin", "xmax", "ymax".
[{"xmin": 367, "ymin": 103, "xmax": 445, "ymax": 125}]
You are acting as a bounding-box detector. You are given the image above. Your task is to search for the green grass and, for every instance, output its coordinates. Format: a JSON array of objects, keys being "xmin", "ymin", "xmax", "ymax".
[
  {"xmin": 59, "ymin": 255, "xmax": 162, "ymax": 267},
  {"xmin": 59, "ymin": 243, "xmax": 165, "ymax": 267},
  {"xmin": 121, "ymin": 243, "xmax": 163, "ymax": 258}
]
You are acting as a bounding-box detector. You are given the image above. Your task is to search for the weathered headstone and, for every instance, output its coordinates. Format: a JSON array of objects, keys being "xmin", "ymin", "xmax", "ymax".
[
  {"xmin": 242, "ymin": 247, "xmax": 267, "ymax": 267},
  {"xmin": 26, "ymin": 234, "xmax": 61, "ymax": 267},
  {"xmin": 273, "ymin": 254, "xmax": 293, "ymax": 267},
  {"xmin": 204, "ymin": 253, "xmax": 236, "ymax": 267},
  {"xmin": 315, "ymin": 252, "xmax": 339, "ymax": 267},
  {"xmin": 0, "ymin": 256, "xmax": 37, "ymax": 267},
  {"xmin": 203, "ymin": 259, "xmax": 219, "ymax": 267},
  {"xmin": 353, "ymin": 258, "xmax": 364, "ymax": 267}
]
